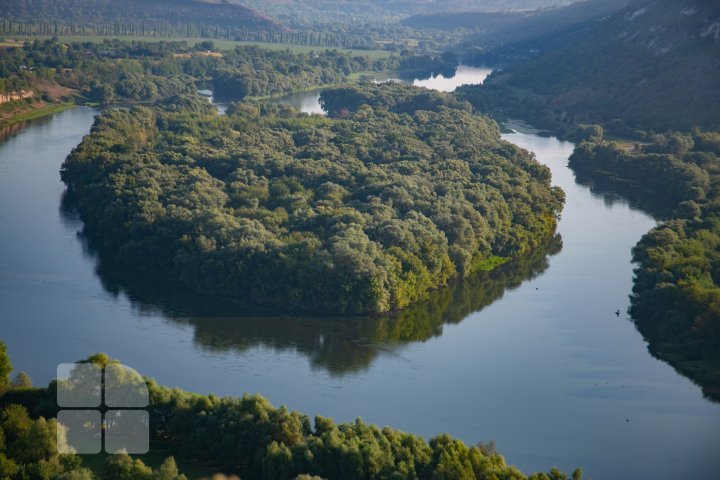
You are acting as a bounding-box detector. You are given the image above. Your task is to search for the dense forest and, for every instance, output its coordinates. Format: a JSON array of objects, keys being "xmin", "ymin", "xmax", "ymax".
[
  {"xmin": 569, "ymin": 130, "xmax": 720, "ymax": 400},
  {"xmin": 0, "ymin": 37, "xmax": 404, "ymax": 130},
  {"xmin": 60, "ymin": 84, "xmax": 563, "ymax": 314},
  {"xmin": 0, "ymin": 0, "xmax": 421, "ymax": 50},
  {"xmin": 0, "ymin": 38, "xmax": 400, "ymax": 104},
  {"xmin": 72, "ymin": 215, "xmax": 561, "ymax": 375},
  {"xmin": 0, "ymin": 0, "xmax": 283, "ymax": 42},
  {"xmin": 0, "ymin": 343, "xmax": 581, "ymax": 480}
]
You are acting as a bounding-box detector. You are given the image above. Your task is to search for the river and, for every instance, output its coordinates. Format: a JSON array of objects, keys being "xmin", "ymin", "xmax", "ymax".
[{"xmin": 0, "ymin": 69, "xmax": 718, "ymax": 479}]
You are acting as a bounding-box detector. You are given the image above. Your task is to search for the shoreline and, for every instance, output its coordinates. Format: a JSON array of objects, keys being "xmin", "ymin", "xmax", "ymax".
[{"xmin": 0, "ymin": 101, "xmax": 75, "ymax": 129}]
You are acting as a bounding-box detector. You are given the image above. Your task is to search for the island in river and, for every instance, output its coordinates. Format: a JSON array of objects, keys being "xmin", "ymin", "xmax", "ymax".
[{"xmin": 61, "ymin": 83, "xmax": 563, "ymax": 314}]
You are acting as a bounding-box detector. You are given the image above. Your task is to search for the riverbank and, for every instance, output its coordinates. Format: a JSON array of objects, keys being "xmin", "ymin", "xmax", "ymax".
[
  {"xmin": 242, "ymin": 69, "xmax": 398, "ymax": 102},
  {"xmin": 1, "ymin": 106, "xmax": 717, "ymax": 479},
  {"xmin": 0, "ymin": 100, "xmax": 75, "ymax": 129}
]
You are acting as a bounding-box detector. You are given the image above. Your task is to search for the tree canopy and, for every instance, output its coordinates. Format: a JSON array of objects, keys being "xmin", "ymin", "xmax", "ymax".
[
  {"xmin": 566, "ymin": 129, "xmax": 720, "ymax": 400},
  {"xmin": 0, "ymin": 348, "xmax": 581, "ymax": 480},
  {"xmin": 0, "ymin": 342, "xmax": 11, "ymax": 390},
  {"xmin": 61, "ymin": 84, "xmax": 563, "ymax": 314}
]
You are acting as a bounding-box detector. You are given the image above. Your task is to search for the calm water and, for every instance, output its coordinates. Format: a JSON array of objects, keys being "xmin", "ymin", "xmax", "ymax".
[
  {"xmin": 1, "ymin": 78, "xmax": 719, "ymax": 478},
  {"xmin": 397, "ymin": 65, "xmax": 493, "ymax": 92},
  {"xmin": 276, "ymin": 65, "xmax": 493, "ymax": 114}
]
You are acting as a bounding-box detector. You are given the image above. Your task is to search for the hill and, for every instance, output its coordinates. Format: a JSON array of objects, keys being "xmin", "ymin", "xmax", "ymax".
[
  {"xmin": 464, "ymin": 0, "xmax": 629, "ymax": 46},
  {"xmin": 401, "ymin": 11, "xmax": 528, "ymax": 31},
  {"xmin": 243, "ymin": 0, "xmax": 578, "ymax": 25},
  {"xmin": 459, "ymin": 0, "xmax": 720, "ymax": 132},
  {"xmin": 0, "ymin": 0, "xmax": 283, "ymax": 38},
  {"xmin": 401, "ymin": 0, "xmax": 627, "ymax": 33}
]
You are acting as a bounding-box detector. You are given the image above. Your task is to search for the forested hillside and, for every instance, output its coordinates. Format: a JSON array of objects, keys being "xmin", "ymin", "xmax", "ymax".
[
  {"xmin": 402, "ymin": 0, "xmax": 627, "ymax": 35},
  {"xmin": 458, "ymin": 0, "xmax": 629, "ymax": 48},
  {"xmin": 459, "ymin": 0, "xmax": 720, "ymax": 133},
  {"xmin": 0, "ymin": 0, "xmax": 282, "ymax": 39},
  {"xmin": 61, "ymin": 84, "xmax": 563, "ymax": 314},
  {"xmin": 244, "ymin": 1, "xmax": 578, "ymax": 25}
]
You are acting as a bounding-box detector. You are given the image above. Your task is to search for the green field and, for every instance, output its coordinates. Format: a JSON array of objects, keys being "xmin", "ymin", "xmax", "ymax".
[{"xmin": 10, "ymin": 35, "xmax": 395, "ymax": 59}]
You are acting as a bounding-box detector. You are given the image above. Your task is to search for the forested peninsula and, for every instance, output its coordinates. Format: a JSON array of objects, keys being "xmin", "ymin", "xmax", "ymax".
[{"xmin": 61, "ymin": 84, "xmax": 563, "ymax": 314}]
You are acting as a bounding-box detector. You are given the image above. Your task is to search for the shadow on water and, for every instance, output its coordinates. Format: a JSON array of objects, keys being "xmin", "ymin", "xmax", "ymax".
[
  {"xmin": 0, "ymin": 114, "xmax": 56, "ymax": 143},
  {"xmin": 62, "ymin": 192, "xmax": 562, "ymax": 375},
  {"xmin": 571, "ymin": 169, "xmax": 676, "ymax": 220}
]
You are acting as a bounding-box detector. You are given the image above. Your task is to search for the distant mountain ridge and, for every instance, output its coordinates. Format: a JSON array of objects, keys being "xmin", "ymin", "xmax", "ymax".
[{"xmin": 1, "ymin": 0, "xmax": 284, "ymax": 34}]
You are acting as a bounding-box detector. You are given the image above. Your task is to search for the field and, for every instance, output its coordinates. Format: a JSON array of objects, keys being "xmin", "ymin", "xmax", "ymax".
[{"xmin": 6, "ymin": 35, "xmax": 395, "ymax": 59}]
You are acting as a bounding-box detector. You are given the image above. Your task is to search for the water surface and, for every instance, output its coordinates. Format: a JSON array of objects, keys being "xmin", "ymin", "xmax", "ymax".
[
  {"xmin": 276, "ymin": 65, "xmax": 493, "ymax": 114},
  {"xmin": 0, "ymin": 84, "xmax": 718, "ymax": 478}
]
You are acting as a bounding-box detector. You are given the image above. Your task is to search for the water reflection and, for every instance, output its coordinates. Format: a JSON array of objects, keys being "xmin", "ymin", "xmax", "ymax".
[
  {"xmin": 4, "ymin": 108, "xmax": 719, "ymax": 479},
  {"xmin": 70, "ymin": 199, "xmax": 561, "ymax": 375},
  {"xmin": 274, "ymin": 65, "xmax": 492, "ymax": 115},
  {"xmin": 407, "ymin": 65, "xmax": 493, "ymax": 92},
  {"xmin": 198, "ymin": 89, "xmax": 229, "ymax": 114},
  {"xmin": 0, "ymin": 115, "xmax": 54, "ymax": 143},
  {"xmin": 572, "ymin": 170, "xmax": 676, "ymax": 219}
]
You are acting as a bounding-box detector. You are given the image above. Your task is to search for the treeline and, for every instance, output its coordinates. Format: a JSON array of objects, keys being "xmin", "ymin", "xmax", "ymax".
[
  {"xmin": 0, "ymin": 0, "xmax": 388, "ymax": 50},
  {"xmin": 319, "ymin": 83, "xmax": 471, "ymax": 116},
  {"xmin": 569, "ymin": 133, "xmax": 710, "ymax": 215},
  {"xmin": 567, "ymin": 130, "xmax": 720, "ymax": 400},
  {"xmin": 0, "ymin": 20, "xmax": 381, "ymax": 51},
  {"xmin": 397, "ymin": 52, "xmax": 458, "ymax": 77},
  {"xmin": 0, "ymin": 0, "xmax": 282, "ymax": 39},
  {"xmin": 212, "ymin": 47, "xmax": 398, "ymax": 99},
  {"xmin": 0, "ymin": 38, "xmax": 400, "ymax": 107},
  {"xmin": 70, "ymin": 215, "xmax": 560, "ymax": 376},
  {"xmin": 0, "ymin": 343, "xmax": 187, "ymax": 480},
  {"xmin": 0, "ymin": 344, "xmax": 582, "ymax": 480},
  {"xmin": 61, "ymin": 84, "xmax": 563, "ymax": 314}
]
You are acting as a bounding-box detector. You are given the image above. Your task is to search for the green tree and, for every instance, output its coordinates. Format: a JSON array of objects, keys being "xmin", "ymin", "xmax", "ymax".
[
  {"xmin": 0, "ymin": 341, "xmax": 12, "ymax": 388},
  {"xmin": 153, "ymin": 457, "xmax": 187, "ymax": 480},
  {"xmin": 10, "ymin": 371, "xmax": 32, "ymax": 389},
  {"xmin": 105, "ymin": 453, "xmax": 153, "ymax": 480}
]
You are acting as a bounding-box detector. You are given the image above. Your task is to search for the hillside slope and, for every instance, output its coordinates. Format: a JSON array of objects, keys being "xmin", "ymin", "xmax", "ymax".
[
  {"xmin": 1, "ymin": 0, "xmax": 283, "ymax": 34},
  {"xmin": 243, "ymin": 0, "xmax": 577, "ymax": 24},
  {"xmin": 464, "ymin": 0, "xmax": 629, "ymax": 48},
  {"xmin": 402, "ymin": 0, "xmax": 627, "ymax": 34},
  {"xmin": 461, "ymin": 0, "xmax": 720, "ymax": 132}
]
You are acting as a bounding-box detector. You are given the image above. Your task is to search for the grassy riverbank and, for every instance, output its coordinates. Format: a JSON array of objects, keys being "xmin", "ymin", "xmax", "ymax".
[{"xmin": 0, "ymin": 101, "xmax": 74, "ymax": 129}]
